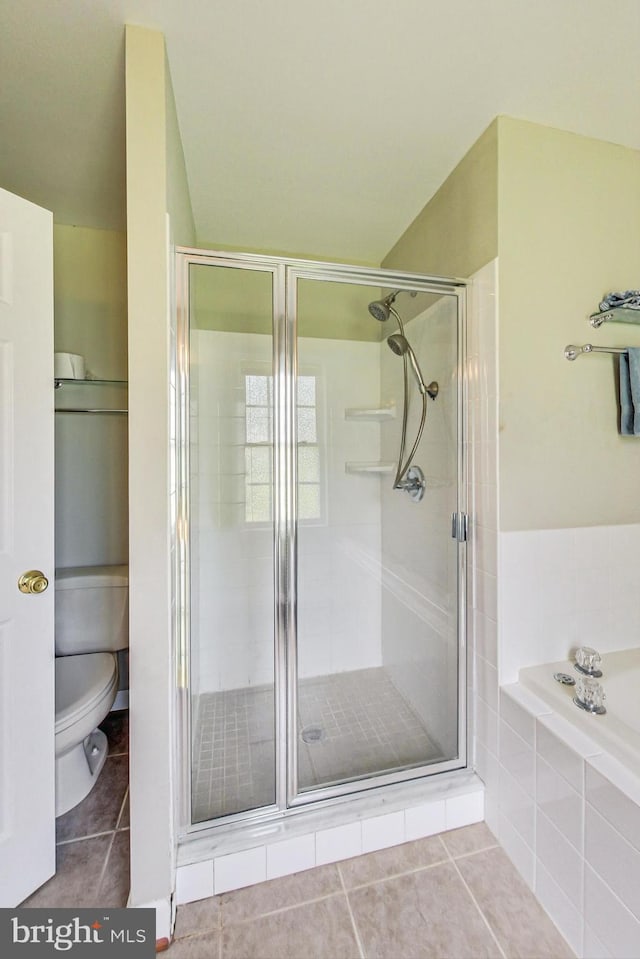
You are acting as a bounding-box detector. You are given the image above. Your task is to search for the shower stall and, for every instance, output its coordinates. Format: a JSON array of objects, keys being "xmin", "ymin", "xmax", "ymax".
[{"xmin": 175, "ymin": 251, "xmax": 467, "ymax": 831}]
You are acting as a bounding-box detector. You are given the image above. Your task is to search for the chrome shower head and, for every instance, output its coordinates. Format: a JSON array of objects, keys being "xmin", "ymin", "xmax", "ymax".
[
  {"xmin": 386, "ymin": 333, "xmax": 429, "ymax": 395},
  {"xmin": 368, "ymin": 300, "xmax": 391, "ymax": 322},
  {"xmin": 367, "ymin": 291, "xmax": 399, "ymax": 322},
  {"xmin": 387, "ymin": 333, "xmax": 407, "ymax": 356}
]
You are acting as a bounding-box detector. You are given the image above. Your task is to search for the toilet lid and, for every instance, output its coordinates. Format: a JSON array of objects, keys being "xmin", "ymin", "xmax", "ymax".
[{"xmin": 55, "ymin": 653, "xmax": 117, "ymax": 733}]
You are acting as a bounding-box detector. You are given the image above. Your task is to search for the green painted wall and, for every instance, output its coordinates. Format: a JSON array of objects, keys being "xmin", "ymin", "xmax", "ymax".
[
  {"xmin": 382, "ymin": 114, "xmax": 640, "ymax": 531},
  {"xmin": 165, "ymin": 51, "xmax": 196, "ymax": 247},
  {"xmin": 497, "ymin": 117, "xmax": 640, "ymax": 530},
  {"xmin": 190, "ymin": 124, "xmax": 496, "ymax": 340},
  {"xmin": 53, "ymin": 225, "xmax": 127, "ymax": 380},
  {"xmin": 382, "ymin": 120, "xmax": 498, "ymax": 280},
  {"xmin": 191, "ymin": 263, "xmax": 385, "ymax": 341}
]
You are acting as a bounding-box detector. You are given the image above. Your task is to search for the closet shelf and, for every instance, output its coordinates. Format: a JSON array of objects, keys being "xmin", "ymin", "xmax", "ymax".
[
  {"xmin": 590, "ymin": 307, "xmax": 640, "ymax": 329},
  {"xmin": 54, "ymin": 378, "xmax": 128, "ymax": 414},
  {"xmin": 344, "ymin": 406, "xmax": 395, "ymax": 421},
  {"xmin": 345, "ymin": 461, "xmax": 395, "ymax": 475},
  {"xmin": 54, "ymin": 377, "xmax": 128, "ymax": 388},
  {"xmin": 55, "ymin": 408, "xmax": 128, "ymax": 414}
]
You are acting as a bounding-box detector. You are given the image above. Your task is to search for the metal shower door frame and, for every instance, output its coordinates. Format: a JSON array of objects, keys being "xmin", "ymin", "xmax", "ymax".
[
  {"xmin": 175, "ymin": 248, "xmax": 468, "ymax": 835},
  {"xmin": 284, "ymin": 262, "xmax": 467, "ymax": 808}
]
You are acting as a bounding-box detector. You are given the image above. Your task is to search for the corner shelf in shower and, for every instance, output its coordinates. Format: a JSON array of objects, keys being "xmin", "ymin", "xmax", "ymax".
[
  {"xmin": 345, "ymin": 461, "xmax": 395, "ymax": 475},
  {"xmin": 344, "ymin": 405, "xmax": 396, "ymax": 421},
  {"xmin": 54, "ymin": 378, "xmax": 128, "ymax": 414}
]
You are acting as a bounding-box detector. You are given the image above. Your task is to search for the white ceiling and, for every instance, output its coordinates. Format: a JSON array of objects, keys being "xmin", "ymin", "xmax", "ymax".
[{"xmin": 1, "ymin": 0, "xmax": 639, "ymax": 263}]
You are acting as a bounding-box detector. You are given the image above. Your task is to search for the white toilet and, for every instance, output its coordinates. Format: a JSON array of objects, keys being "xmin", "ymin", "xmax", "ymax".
[{"xmin": 54, "ymin": 564, "xmax": 128, "ymax": 817}]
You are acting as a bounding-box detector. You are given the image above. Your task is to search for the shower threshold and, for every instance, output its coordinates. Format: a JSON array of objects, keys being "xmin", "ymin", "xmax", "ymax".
[{"xmin": 177, "ymin": 766, "xmax": 482, "ymax": 902}]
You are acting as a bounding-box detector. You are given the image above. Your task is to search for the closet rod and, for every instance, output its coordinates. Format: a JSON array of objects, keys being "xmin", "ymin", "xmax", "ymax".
[{"xmin": 564, "ymin": 343, "xmax": 628, "ymax": 361}]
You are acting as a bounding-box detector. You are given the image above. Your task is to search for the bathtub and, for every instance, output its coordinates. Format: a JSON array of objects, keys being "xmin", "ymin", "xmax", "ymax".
[
  {"xmin": 519, "ymin": 647, "xmax": 640, "ymax": 775},
  {"xmin": 501, "ymin": 648, "xmax": 640, "ymax": 956}
]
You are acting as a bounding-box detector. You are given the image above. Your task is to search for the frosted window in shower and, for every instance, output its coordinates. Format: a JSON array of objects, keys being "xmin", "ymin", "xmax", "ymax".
[
  {"xmin": 244, "ymin": 373, "xmax": 321, "ymax": 523},
  {"xmin": 244, "ymin": 373, "xmax": 274, "ymax": 524},
  {"xmin": 297, "ymin": 446, "xmax": 320, "ymax": 520},
  {"xmin": 297, "ymin": 375, "xmax": 320, "ymax": 520}
]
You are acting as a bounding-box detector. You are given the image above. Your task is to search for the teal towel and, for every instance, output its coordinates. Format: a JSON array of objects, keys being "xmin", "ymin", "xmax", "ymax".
[{"xmin": 619, "ymin": 348, "xmax": 640, "ymax": 435}]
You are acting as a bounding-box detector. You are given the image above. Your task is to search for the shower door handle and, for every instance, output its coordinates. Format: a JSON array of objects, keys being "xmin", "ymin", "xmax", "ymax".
[{"xmin": 451, "ymin": 512, "xmax": 468, "ymax": 542}]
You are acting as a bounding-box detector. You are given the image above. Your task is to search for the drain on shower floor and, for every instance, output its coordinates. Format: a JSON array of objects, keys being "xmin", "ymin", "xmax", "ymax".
[{"xmin": 300, "ymin": 724, "xmax": 326, "ymax": 744}]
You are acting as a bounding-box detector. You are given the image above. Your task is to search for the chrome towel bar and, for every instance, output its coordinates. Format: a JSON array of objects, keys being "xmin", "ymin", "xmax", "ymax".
[{"xmin": 564, "ymin": 343, "xmax": 628, "ymax": 361}]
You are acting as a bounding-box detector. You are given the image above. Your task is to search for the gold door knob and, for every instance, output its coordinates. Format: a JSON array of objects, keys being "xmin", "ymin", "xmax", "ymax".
[{"xmin": 18, "ymin": 570, "xmax": 49, "ymax": 594}]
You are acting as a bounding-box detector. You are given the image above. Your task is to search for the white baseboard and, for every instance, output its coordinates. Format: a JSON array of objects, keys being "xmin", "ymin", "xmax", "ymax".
[{"xmin": 127, "ymin": 895, "xmax": 174, "ymax": 943}]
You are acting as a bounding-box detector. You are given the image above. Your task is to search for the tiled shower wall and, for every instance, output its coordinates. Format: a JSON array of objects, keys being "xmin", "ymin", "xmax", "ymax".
[
  {"xmin": 380, "ymin": 294, "xmax": 461, "ymax": 757},
  {"xmin": 190, "ymin": 330, "xmax": 383, "ymax": 693},
  {"xmin": 191, "ymin": 297, "xmax": 464, "ymax": 765}
]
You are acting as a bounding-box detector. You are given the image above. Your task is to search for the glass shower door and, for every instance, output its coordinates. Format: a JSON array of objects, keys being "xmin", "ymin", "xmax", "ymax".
[
  {"xmin": 179, "ymin": 250, "xmax": 466, "ymax": 827},
  {"xmin": 186, "ymin": 259, "xmax": 279, "ymax": 823},
  {"xmin": 292, "ymin": 274, "xmax": 463, "ymax": 799}
]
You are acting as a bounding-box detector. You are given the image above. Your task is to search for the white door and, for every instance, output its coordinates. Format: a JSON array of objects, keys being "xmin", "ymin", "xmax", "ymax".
[{"xmin": 0, "ymin": 188, "xmax": 55, "ymax": 905}]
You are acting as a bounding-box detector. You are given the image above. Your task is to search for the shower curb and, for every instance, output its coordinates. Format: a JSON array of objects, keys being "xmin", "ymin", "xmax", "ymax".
[{"xmin": 175, "ymin": 771, "xmax": 483, "ymax": 902}]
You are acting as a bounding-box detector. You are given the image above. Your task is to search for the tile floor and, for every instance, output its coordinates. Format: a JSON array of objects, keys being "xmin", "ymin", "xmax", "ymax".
[
  {"xmin": 192, "ymin": 667, "xmax": 443, "ymax": 822},
  {"xmin": 170, "ymin": 823, "xmax": 575, "ymax": 958},
  {"xmin": 17, "ymin": 713, "xmax": 576, "ymax": 958},
  {"xmin": 20, "ymin": 710, "xmax": 130, "ymax": 909}
]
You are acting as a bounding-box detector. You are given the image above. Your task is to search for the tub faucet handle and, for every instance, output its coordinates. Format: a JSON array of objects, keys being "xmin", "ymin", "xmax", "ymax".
[
  {"xmin": 573, "ymin": 676, "xmax": 606, "ymax": 715},
  {"xmin": 574, "ymin": 646, "xmax": 602, "ymax": 678}
]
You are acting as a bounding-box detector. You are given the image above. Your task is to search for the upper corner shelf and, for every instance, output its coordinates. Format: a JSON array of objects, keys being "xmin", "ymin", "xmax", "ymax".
[
  {"xmin": 589, "ymin": 307, "xmax": 640, "ymax": 329},
  {"xmin": 344, "ymin": 405, "xmax": 395, "ymax": 421},
  {"xmin": 345, "ymin": 461, "xmax": 395, "ymax": 475}
]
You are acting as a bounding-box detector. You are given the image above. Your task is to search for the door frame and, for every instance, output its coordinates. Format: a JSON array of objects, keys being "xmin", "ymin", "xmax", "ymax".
[{"xmin": 174, "ymin": 249, "xmax": 468, "ymax": 837}]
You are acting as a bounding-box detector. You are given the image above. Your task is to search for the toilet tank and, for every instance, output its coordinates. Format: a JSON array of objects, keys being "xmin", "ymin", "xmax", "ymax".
[{"xmin": 55, "ymin": 565, "xmax": 129, "ymax": 656}]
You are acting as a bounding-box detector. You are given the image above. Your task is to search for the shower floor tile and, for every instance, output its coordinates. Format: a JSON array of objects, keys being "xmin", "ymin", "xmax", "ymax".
[
  {"xmin": 191, "ymin": 667, "xmax": 444, "ymax": 823},
  {"xmin": 192, "ymin": 687, "xmax": 276, "ymax": 821}
]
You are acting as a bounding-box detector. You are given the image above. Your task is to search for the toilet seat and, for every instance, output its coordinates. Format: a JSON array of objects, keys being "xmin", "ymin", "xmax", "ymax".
[{"xmin": 55, "ymin": 653, "xmax": 118, "ymax": 741}]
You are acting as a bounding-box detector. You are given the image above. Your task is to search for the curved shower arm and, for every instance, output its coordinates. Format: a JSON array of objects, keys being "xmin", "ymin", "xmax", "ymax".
[
  {"xmin": 383, "ymin": 304, "xmax": 436, "ymax": 492},
  {"xmin": 397, "ymin": 354, "xmax": 409, "ymax": 480},
  {"xmin": 388, "ymin": 306, "xmax": 409, "ymax": 476},
  {"xmin": 387, "ymin": 305, "xmax": 405, "ymax": 337},
  {"xmin": 394, "ymin": 392, "xmax": 427, "ymax": 489}
]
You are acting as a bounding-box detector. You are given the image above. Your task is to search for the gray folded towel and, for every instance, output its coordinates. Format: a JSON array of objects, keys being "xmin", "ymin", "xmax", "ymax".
[
  {"xmin": 619, "ymin": 348, "xmax": 640, "ymax": 435},
  {"xmin": 600, "ymin": 290, "xmax": 640, "ymax": 312}
]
